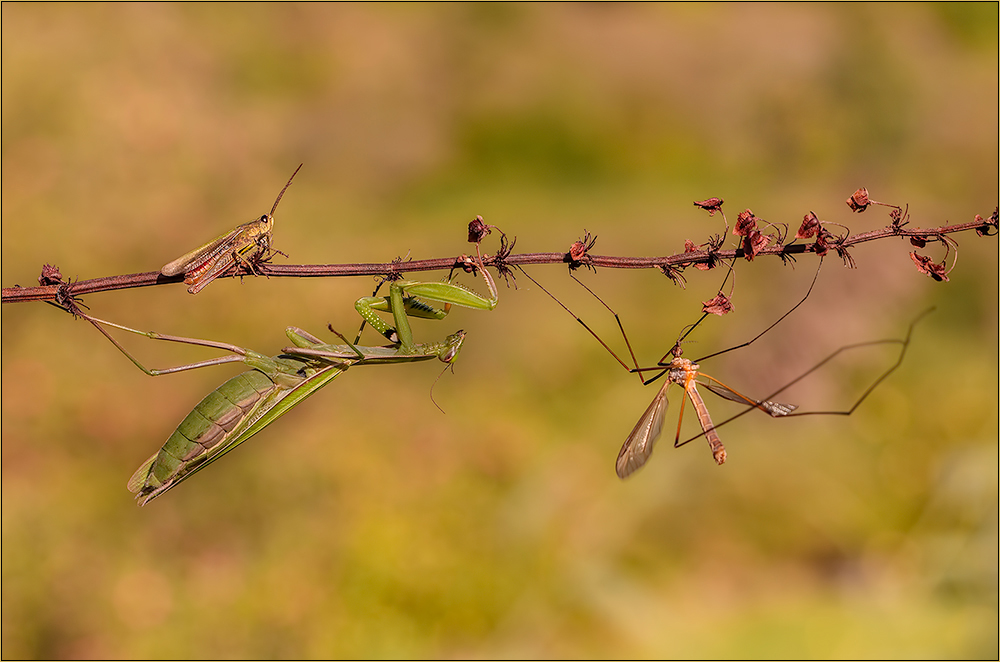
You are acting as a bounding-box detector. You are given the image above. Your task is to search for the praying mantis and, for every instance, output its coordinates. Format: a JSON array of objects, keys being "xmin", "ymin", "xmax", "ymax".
[
  {"xmin": 81, "ymin": 253, "xmax": 498, "ymax": 505},
  {"xmin": 160, "ymin": 165, "xmax": 302, "ymax": 294}
]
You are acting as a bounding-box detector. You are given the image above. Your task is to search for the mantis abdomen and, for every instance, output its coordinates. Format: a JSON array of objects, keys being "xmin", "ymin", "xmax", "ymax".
[{"xmin": 128, "ymin": 357, "xmax": 345, "ymax": 505}]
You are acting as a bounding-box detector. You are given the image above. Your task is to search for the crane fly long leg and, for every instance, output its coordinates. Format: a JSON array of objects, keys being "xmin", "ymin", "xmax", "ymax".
[
  {"xmin": 692, "ymin": 258, "xmax": 823, "ymax": 363},
  {"xmin": 697, "ymin": 373, "xmax": 798, "ymax": 417},
  {"xmin": 516, "ymin": 266, "xmax": 648, "ymax": 385},
  {"xmin": 672, "ymin": 308, "xmax": 933, "ymax": 450}
]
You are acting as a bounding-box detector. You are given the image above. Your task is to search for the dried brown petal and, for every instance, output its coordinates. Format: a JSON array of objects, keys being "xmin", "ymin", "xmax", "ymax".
[
  {"xmin": 846, "ymin": 187, "xmax": 870, "ymax": 212},
  {"xmin": 683, "ymin": 240, "xmax": 712, "ymax": 270},
  {"xmin": 909, "ymin": 252, "xmax": 949, "ymax": 282},
  {"xmin": 972, "ymin": 214, "xmax": 994, "ymax": 237},
  {"xmin": 693, "ymin": 198, "xmax": 724, "ymax": 215},
  {"xmin": 702, "ymin": 292, "xmax": 734, "ymax": 316},
  {"xmin": 468, "ymin": 215, "xmax": 490, "ymax": 243},
  {"xmin": 684, "ymin": 239, "xmax": 712, "ymax": 271},
  {"xmin": 812, "ymin": 232, "xmax": 830, "ymax": 257},
  {"xmin": 38, "ymin": 264, "xmax": 64, "ymax": 287},
  {"xmin": 456, "ymin": 254, "xmax": 477, "ymax": 274},
  {"xmin": 796, "ymin": 212, "xmax": 820, "ymax": 239},
  {"xmin": 734, "ymin": 209, "xmax": 757, "ymax": 237},
  {"xmin": 741, "ymin": 229, "xmax": 769, "ymax": 261}
]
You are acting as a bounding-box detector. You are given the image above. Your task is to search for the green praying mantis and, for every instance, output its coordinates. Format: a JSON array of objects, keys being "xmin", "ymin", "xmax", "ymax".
[
  {"xmin": 81, "ymin": 251, "xmax": 498, "ymax": 505},
  {"xmin": 161, "ymin": 165, "xmax": 302, "ymax": 294}
]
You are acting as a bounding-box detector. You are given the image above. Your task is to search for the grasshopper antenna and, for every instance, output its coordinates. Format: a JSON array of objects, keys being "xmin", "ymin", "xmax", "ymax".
[{"xmin": 270, "ymin": 163, "xmax": 303, "ymax": 217}]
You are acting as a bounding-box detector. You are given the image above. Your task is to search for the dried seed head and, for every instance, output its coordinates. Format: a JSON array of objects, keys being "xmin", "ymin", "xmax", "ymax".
[
  {"xmin": 974, "ymin": 212, "xmax": 997, "ymax": 237},
  {"xmin": 812, "ymin": 231, "xmax": 830, "ymax": 257},
  {"xmin": 909, "ymin": 252, "xmax": 949, "ymax": 282},
  {"xmin": 846, "ymin": 187, "xmax": 870, "ymax": 212},
  {"xmin": 468, "ymin": 215, "xmax": 491, "ymax": 243},
  {"xmin": 796, "ymin": 212, "xmax": 820, "ymax": 239},
  {"xmin": 38, "ymin": 264, "xmax": 64, "ymax": 287},
  {"xmin": 693, "ymin": 197, "xmax": 724, "ymax": 215},
  {"xmin": 734, "ymin": 209, "xmax": 757, "ymax": 236},
  {"xmin": 566, "ymin": 231, "xmax": 597, "ymax": 271},
  {"xmin": 683, "ymin": 240, "xmax": 713, "ymax": 270},
  {"xmin": 702, "ymin": 292, "xmax": 734, "ymax": 316},
  {"xmin": 742, "ymin": 229, "xmax": 769, "ymax": 261},
  {"xmin": 456, "ymin": 254, "xmax": 478, "ymax": 274}
]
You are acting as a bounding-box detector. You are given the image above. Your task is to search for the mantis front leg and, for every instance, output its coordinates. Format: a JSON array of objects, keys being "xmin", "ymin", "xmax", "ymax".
[{"xmin": 354, "ymin": 250, "xmax": 499, "ymax": 353}]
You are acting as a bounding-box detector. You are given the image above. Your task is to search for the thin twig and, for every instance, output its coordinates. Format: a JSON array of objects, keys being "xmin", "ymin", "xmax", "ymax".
[{"xmin": 3, "ymin": 210, "xmax": 996, "ymax": 305}]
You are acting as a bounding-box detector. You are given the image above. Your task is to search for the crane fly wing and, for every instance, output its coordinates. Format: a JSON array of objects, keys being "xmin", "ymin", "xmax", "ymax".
[
  {"xmin": 616, "ymin": 382, "xmax": 670, "ymax": 479},
  {"xmin": 698, "ymin": 377, "xmax": 797, "ymax": 417}
]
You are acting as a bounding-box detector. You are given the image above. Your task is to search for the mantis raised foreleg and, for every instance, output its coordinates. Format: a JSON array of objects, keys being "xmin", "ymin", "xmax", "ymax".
[{"xmin": 81, "ymin": 259, "xmax": 498, "ymax": 505}]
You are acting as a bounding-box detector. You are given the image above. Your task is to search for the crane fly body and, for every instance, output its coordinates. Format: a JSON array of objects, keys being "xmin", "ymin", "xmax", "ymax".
[{"xmin": 616, "ymin": 344, "xmax": 798, "ymax": 478}]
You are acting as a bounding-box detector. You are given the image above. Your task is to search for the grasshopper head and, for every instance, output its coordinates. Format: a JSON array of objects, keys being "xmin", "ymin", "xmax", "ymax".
[{"xmin": 438, "ymin": 329, "xmax": 466, "ymax": 364}]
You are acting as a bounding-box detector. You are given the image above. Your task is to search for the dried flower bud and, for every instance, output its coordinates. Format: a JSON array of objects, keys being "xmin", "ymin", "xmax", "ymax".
[
  {"xmin": 846, "ymin": 187, "xmax": 870, "ymax": 212},
  {"xmin": 734, "ymin": 209, "xmax": 757, "ymax": 237},
  {"xmin": 742, "ymin": 229, "xmax": 769, "ymax": 261},
  {"xmin": 455, "ymin": 254, "xmax": 478, "ymax": 274},
  {"xmin": 702, "ymin": 292, "xmax": 734, "ymax": 316},
  {"xmin": 683, "ymin": 239, "xmax": 712, "ymax": 270},
  {"xmin": 909, "ymin": 252, "xmax": 949, "ymax": 282},
  {"xmin": 796, "ymin": 212, "xmax": 820, "ymax": 239},
  {"xmin": 693, "ymin": 198, "xmax": 724, "ymax": 215},
  {"xmin": 38, "ymin": 264, "xmax": 64, "ymax": 287},
  {"xmin": 468, "ymin": 215, "xmax": 491, "ymax": 243},
  {"xmin": 812, "ymin": 232, "xmax": 830, "ymax": 257},
  {"xmin": 973, "ymin": 214, "xmax": 994, "ymax": 237}
]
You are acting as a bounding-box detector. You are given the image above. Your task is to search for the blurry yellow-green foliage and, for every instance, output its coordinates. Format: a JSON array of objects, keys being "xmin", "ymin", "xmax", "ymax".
[{"xmin": 2, "ymin": 4, "xmax": 997, "ymax": 658}]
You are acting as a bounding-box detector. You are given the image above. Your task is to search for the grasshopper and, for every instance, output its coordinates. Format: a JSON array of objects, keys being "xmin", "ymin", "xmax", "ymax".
[{"xmin": 161, "ymin": 165, "xmax": 301, "ymax": 294}]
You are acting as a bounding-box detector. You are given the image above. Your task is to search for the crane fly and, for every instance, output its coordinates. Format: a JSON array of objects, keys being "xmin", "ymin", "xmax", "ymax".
[
  {"xmin": 616, "ymin": 341, "xmax": 796, "ymax": 478},
  {"xmin": 519, "ymin": 260, "xmax": 926, "ymax": 478}
]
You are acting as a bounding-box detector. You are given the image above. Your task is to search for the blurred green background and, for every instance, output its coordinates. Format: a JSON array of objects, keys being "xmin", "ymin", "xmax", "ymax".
[{"xmin": 2, "ymin": 4, "xmax": 997, "ymax": 658}]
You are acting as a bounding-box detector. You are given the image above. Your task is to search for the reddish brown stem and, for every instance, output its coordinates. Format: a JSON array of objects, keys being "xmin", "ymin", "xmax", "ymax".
[{"xmin": 2, "ymin": 216, "xmax": 995, "ymax": 305}]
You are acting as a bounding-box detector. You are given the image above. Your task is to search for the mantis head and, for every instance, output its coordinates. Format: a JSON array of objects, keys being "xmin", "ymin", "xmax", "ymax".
[{"xmin": 438, "ymin": 329, "xmax": 466, "ymax": 364}]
